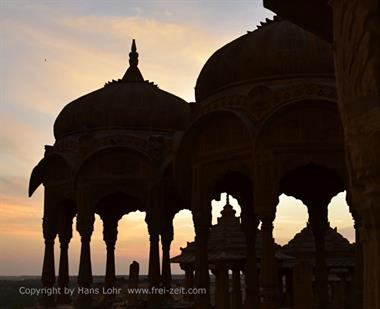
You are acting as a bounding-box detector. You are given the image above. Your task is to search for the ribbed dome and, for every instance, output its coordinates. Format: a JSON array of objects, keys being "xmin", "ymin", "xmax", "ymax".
[
  {"xmin": 195, "ymin": 17, "xmax": 334, "ymax": 101},
  {"xmin": 54, "ymin": 40, "xmax": 190, "ymax": 140}
]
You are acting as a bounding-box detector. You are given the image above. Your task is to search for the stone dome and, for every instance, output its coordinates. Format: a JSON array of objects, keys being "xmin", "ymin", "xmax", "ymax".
[
  {"xmin": 54, "ymin": 40, "xmax": 190, "ymax": 140},
  {"xmin": 195, "ymin": 17, "xmax": 334, "ymax": 101}
]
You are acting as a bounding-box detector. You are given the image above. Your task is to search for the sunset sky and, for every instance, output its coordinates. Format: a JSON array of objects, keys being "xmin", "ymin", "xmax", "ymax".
[{"xmin": 0, "ymin": 0, "xmax": 354, "ymax": 276}]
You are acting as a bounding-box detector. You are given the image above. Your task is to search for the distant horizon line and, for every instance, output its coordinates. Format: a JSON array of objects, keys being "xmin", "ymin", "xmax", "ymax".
[{"xmin": 0, "ymin": 274, "xmax": 185, "ymax": 278}]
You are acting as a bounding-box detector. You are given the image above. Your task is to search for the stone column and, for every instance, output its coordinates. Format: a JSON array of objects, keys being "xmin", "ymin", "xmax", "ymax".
[
  {"xmin": 331, "ymin": 1, "xmax": 380, "ymax": 308},
  {"xmin": 361, "ymin": 215, "xmax": 380, "ymax": 309},
  {"xmin": 75, "ymin": 231, "xmax": 94, "ymax": 308},
  {"xmin": 58, "ymin": 239, "xmax": 69, "ymax": 288},
  {"xmin": 194, "ymin": 219, "xmax": 210, "ymax": 309},
  {"xmin": 293, "ymin": 261, "xmax": 313, "ymax": 309},
  {"xmin": 148, "ymin": 232, "xmax": 161, "ymax": 287},
  {"xmin": 102, "ymin": 216, "xmax": 118, "ymax": 289},
  {"xmin": 75, "ymin": 188, "xmax": 95, "ymax": 307},
  {"xmin": 192, "ymin": 167, "xmax": 211, "ymax": 309},
  {"xmin": 57, "ymin": 211, "xmax": 74, "ymax": 304},
  {"xmin": 337, "ymin": 272, "xmax": 347, "ymax": 309},
  {"xmin": 231, "ymin": 267, "xmax": 242, "ymax": 309},
  {"xmin": 57, "ymin": 237, "xmax": 70, "ymax": 304},
  {"xmin": 146, "ymin": 188, "xmax": 162, "ymax": 290},
  {"xmin": 184, "ymin": 265, "xmax": 194, "ymax": 289},
  {"xmin": 41, "ymin": 237, "xmax": 56, "ymax": 306},
  {"xmin": 76, "ymin": 189, "xmax": 94, "ymax": 288},
  {"xmin": 241, "ymin": 212, "xmax": 260, "ymax": 309},
  {"xmin": 213, "ymin": 265, "xmax": 230, "ymax": 309},
  {"xmin": 146, "ymin": 202, "xmax": 163, "ymax": 307},
  {"xmin": 78, "ymin": 233, "xmax": 93, "ymax": 288},
  {"xmin": 41, "ymin": 191, "xmax": 58, "ymax": 307},
  {"xmin": 41, "ymin": 237, "xmax": 55, "ymax": 289},
  {"xmin": 260, "ymin": 213, "xmax": 279, "ymax": 309},
  {"xmin": 309, "ymin": 206, "xmax": 329, "ymax": 309},
  {"xmin": 352, "ymin": 212, "xmax": 363, "ymax": 309},
  {"xmin": 183, "ymin": 264, "xmax": 195, "ymax": 301},
  {"xmin": 161, "ymin": 218, "xmax": 174, "ymax": 288},
  {"xmin": 284, "ymin": 270, "xmax": 293, "ymax": 307}
]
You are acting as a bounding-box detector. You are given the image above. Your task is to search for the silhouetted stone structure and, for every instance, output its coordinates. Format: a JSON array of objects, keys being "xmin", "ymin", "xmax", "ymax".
[
  {"xmin": 127, "ymin": 261, "xmax": 139, "ymax": 305},
  {"xmin": 293, "ymin": 261, "xmax": 313, "ymax": 309},
  {"xmin": 172, "ymin": 198, "xmax": 355, "ymax": 308},
  {"xmin": 171, "ymin": 197, "xmax": 288, "ymax": 308},
  {"xmin": 262, "ymin": 3, "xmax": 380, "ymax": 309},
  {"xmin": 30, "ymin": 40, "xmax": 189, "ymax": 307},
  {"xmin": 29, "ymin": 1, "xmax": 379, "ymax": 306}
]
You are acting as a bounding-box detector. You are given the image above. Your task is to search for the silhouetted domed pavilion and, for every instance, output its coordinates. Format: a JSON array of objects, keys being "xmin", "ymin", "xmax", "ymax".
[
  {"xmin": 54, "ymin": 40, "xmax": 190, "ymax": 140},
  {"xmin": 29, "ymin": 40, "xmax": 191, "ymax": 305}
]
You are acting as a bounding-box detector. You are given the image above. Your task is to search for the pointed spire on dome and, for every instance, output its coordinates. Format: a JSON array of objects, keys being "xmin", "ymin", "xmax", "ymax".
[
  {"xmin": 122, "ymin": 39, "xmax": 144, "ymax": 82},
  {"xmin": 217, "ymin": 193, "xmax": 239, "ymax": 225},
  {"xmin": 221, "ymin": 194, "xmax": 236, "ymax": 218}
]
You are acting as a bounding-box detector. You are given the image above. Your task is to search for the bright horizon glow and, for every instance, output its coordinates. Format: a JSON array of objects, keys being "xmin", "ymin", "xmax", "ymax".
[{"xmin": 0, "ymin": 1, "xmax": 354, "ymax": 276}]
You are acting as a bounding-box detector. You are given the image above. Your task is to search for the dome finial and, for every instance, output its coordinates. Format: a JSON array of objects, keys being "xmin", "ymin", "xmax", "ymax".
[
  {"xmin": 122, "ymin": 39, "xmax": 144, "ymax": 82},
  {"xmin": 129, "ymin": 39, "xmax": 138, "ymax": 67},
  {"xmin": 221, "ymin": 194, "xmax": 235, "ymax": 218}
]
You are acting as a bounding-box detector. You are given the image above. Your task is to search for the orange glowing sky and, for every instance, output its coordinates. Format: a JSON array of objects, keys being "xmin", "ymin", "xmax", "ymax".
[{"xmin": 0, "ymin": 1, "xmax": 354, "ymax": 276}]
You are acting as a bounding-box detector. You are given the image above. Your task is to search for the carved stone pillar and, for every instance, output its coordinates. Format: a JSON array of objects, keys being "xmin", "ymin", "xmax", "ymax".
[
  {"xmin": 194, "ymin": 218, "xmax": 210, "ymax": 308},
  {"xmin": 337, "ymin": 272, "xmax": 347, "ymax": 309},
  {"xmin": 231, "ymin": 267, "xmax": 242, "ymax": 309},
  {"xmin": 41, "ymin": 237, "xmax": 56, "ymax": 307},
  {"xmin": 41, "ymin": 191, "xmax": 58, "ymax": 307},
  {"xmin": 241, "ymin": 212, "xmax": 260, "ymax": 309},
  {"xmin": 183, "ymin": 264, "xmax": 194, "ymax": 301},
  {"xmin": 314, "ymin": 232, "xmax": 329, "ymax": 308},
  {"xmin": 42, "ymin": 237, "xmax": 55, "ymax": 288},
  {"xmin": 293, "ymin": 261, "xmax": 313, "ymax": 309},
  {"xmin": 213, "ymin": 265, "xmax": 230, "ymax": 309},
  {"xmin": 57, "ymin": 210, "xmax": 74, "ymax": 304},
  {"xmin": 361, "ymin": 213, "xmax": 380, "ymax": 309},
  {"xmin": 284, "ymin": 269, "xmax": 293, "ymax": 307},
  {"xmin": 75, "ymin": 231, "xmax": 94, "ymax": 308},
  {"xmin": 331, "ymin": 1, "xmax": 380, "ymax": 308},
  {"xmin": 260, "ymin": 214, "xmax": 279, "ymax": 309},
  {"xmin": 192, "ymin": 169, "xmax": 211, "ymax": 308},
  {"xmin": 102, "ymin": 216, "xmax": 118, "ymax": 289},
  {"xmin": 78, "ymin": 233, "xmax": 93, "ymax": 287},
  {"xmin": 148, "ymin": 232, "xmax": 161, "ymax": 287},
  {"xmin": 58, "ymin": 239, "xmax": 69, "ymax": 289},
  {"xmin": 76, "ymin": 188, "xmax": 94, "ymax": 289},
  {"xmin": 352, "ymin": 212, "xmax": 363, "ymax": 309},
  {"xmin": 184, "ymin": 265, "xmax": 194, "ymax": 289},
  {"xmin": 57, "ymin": 238, "xmax": 70, "ymax": 304},
  {"xmin": 161, "ymin": 218, "xmax": 174, "ymax": 288},
  {"xmin": 309, "ymin": 206, "xmax": 329, "ymax": 309}
]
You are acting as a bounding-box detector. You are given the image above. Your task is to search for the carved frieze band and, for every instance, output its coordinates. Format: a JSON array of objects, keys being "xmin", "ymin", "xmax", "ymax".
[
  {"xmin": 50, "ymin": 134, "xmax": 172, "ymax": 161},
  {"xmin": 199, "ymin": 83, "xmax": 337, "ymax": 121}
]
